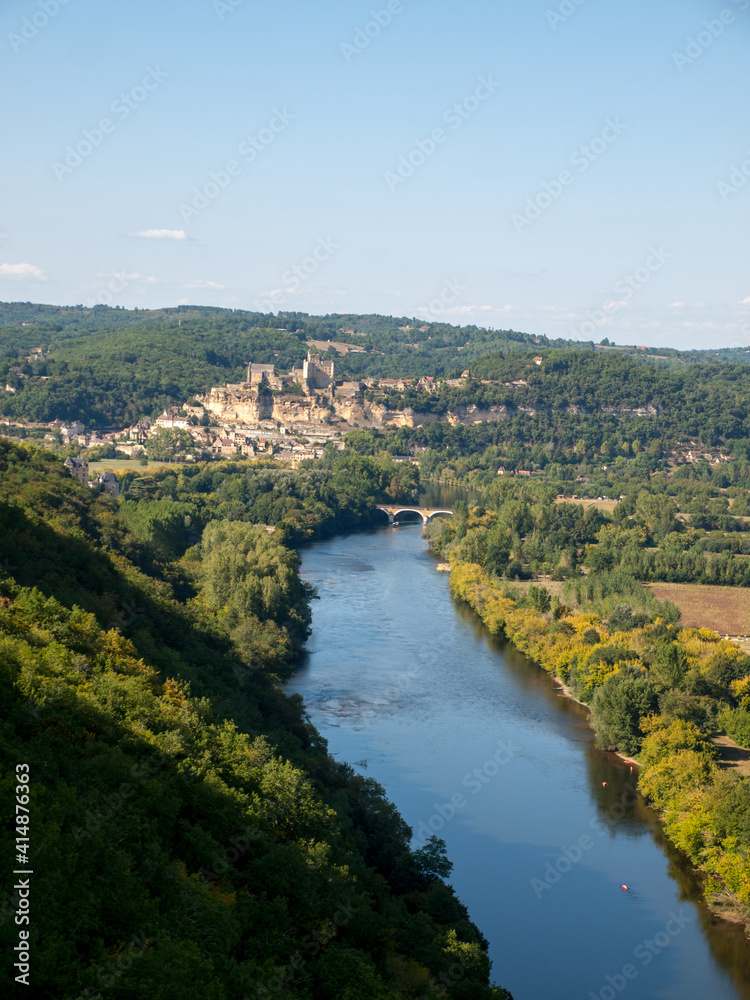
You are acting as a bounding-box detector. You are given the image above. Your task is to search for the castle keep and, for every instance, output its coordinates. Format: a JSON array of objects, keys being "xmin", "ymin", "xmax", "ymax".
[{"xmin": 244, "ymin": 351, "xmax": 335, "ymax": 394}]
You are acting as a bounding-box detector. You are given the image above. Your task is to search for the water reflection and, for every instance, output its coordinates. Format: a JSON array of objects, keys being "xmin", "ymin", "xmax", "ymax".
[{"xmin": 290, "ymin": 525, "xmax": 750, "ymax": 1000}]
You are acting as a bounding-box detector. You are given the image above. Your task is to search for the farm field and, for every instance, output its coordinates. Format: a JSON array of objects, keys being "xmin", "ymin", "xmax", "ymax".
[
  {"xmin": 88, "ymin": 459, "xmax": 171, "ymax": 472},
  {"xmin": 555, "ymin": 497, "xmax": 619, "ymax": 513},
  {"xmin": 305, "ymin": 338, "xmax": 363, "ymax": 355},
  {"xmin": 506, "ymin": 578, "xmax": 568, "ymax": 601},
  {"xmin": 647, "ymin": 582, "xmax": 750, "ymax": 640}
]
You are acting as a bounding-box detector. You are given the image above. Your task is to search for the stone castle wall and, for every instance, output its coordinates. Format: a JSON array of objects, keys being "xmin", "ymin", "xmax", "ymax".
[{"xmin": 199, "ymin": 386, "xmax": 515, "ymax": 431}]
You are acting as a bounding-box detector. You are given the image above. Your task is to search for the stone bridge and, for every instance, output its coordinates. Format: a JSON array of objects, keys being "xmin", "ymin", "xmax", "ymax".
[{"xmin": 376, "ymin": 505, "xmax": 453, "ymax": 525}]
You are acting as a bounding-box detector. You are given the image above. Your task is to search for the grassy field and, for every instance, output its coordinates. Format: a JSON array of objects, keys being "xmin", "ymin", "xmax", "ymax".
[
  {"xmin": 556, "ymin": 497, "xmax": 619, "ymax": 513},
  {"xmin": 88, "ymin": 459, "xmax": 171, "ymax": 472},
  {"xmin": 504, "ymin": 578, "xmax": 568, "ymax": 601},
  {"xmin": 648, "ymin": 582, "xmax": 750, "ymax": 639},
  {"xmin": 306, "ymin": 338, "xmax": 363, "ymax": 356},
  {"xmin": 513, "ymin": 578, "xmax": 750, "ymax": 645}
]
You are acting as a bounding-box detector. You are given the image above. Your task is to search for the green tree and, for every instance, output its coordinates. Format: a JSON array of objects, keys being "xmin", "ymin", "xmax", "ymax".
[
  {"xmin": 590, "ymin": 666, "xmax": 658, "ymax": 754},
  {"xmin": 413, "ymin": 836, "xmax": 454, "ymax": 880},
  {"xmin": 528, "ymin": 584, "xmax": 551, "ymax": 614}
]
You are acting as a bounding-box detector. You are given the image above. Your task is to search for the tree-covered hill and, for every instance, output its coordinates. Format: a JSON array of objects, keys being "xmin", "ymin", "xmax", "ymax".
[
  {"xmin": 0, "ymin": 301, "xmax": 577, "ymax": 426},
  {"xmin": 0, "ymin": 439, "xmax": 511, "ymax": 1000},
  {"xmin": 368, "ymin": 349, "xmax": 750, "ymax": 468},
  {"xmin": 3, "ymin": 300, "xmax": 749, "ymax": 431}
]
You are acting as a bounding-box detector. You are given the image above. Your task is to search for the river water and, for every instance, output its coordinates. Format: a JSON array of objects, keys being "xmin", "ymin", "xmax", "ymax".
[{"xmin": 288, "ymin": 521, "xmax": 750, "ymax": 1000}]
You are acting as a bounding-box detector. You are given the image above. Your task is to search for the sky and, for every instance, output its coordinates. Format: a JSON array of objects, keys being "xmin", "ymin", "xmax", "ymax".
[{"xmin": 1, "ymin": 0, "xmax": 749, "ymax": 349}]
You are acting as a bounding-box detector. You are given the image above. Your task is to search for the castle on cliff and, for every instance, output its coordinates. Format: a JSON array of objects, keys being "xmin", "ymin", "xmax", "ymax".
[{"xmin": 245, "ymin": 351, "xmax": 335, "ymax": 394}]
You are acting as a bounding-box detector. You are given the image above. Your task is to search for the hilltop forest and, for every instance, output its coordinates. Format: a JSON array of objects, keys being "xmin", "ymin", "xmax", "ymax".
[
  {"xmin": 0, "ymin": 439, "xmax": 511, "ymax": 1000},
  {"xmin": 0, "ymin": 302, "xmax": 568, "ymax": 426}
]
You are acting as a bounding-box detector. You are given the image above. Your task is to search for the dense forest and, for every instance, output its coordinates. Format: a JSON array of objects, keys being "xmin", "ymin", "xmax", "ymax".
[
  {"xmin": 4, "ymin": 302, "xmax": 750, "ymax": 449},
  {"xmin": 0, "ymin": 302, "xmax": 574, "ymax": 426},
  {"xmin": 343, "ymin": 351, "xmax": 750, "ymax": 506},
  {"xmin": 0, "ymin": 439, "xmax": 511, "ymax": 999},
  {"xmin": 374, "ymin": 349, "xmax": 750, "ymax": 447}
]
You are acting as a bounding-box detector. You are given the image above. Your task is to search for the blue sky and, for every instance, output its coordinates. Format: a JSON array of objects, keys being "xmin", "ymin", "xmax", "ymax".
[{"xmin": 1, "ymin": 0, "xmax": 748, "ymax": 348}]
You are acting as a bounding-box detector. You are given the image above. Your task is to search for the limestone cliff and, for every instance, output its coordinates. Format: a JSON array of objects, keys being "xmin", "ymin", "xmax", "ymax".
[
  {"xmin": 200, "ymin": 387, "xmax": 333, "ymax": 425},
  {"xmin": 199, "ymin": 386, "xmax": 517, "ymax": 431}
]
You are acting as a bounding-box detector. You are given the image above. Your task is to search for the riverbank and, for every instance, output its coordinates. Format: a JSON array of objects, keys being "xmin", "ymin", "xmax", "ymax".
[
  {"xmin": 553, "ymin": 676, "xmax": 642, "ymax": 766},
  {"xmin": 439, "ymin": 556, "xmax": 750, "ymax": 937},
  {"xmin": 291, "ymin": 523, "xmax": 750, "ymax": 997}
]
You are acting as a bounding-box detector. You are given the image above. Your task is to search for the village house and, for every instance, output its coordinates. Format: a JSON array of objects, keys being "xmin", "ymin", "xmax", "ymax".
[
  {"xmin": 378, "ymin": 378, "xmax": 412, "ymax": 391},
  {"xmin": 155, "ymin": 407, "xmax": 190, "ymax": 430},
  {"xmin": 63, "ymin": 456, "xmax": 89, "ymax": 484},
  {"xmin": 92, "ymin": 471, "xmax": 119, "ymax": 498},
  {"xmin": 124, "ymin": 418, "xmax": 152, "ymax": 443},
  {"xmin": 211, "ymin": 435, "xmax": 242, "ymax": 457},
  {"xmin": 60, "ymin": 421, "xmax": 85, "ymax": 440},
  {"xmin": 115, "ymin": 443, "xmax": 146, "ymax": 458}
]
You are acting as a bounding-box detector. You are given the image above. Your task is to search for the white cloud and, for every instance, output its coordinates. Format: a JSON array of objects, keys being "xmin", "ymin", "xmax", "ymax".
[
  {"xmin": 668, "ymin": 301, "xmax": 685, "ymax": 309},
  {"xmin": 185, "ymin": 279, "xmax": 225, "ymax": 290},
  {"xmin": 444, "ymin": 304, "xmax": 504, "ymax": 317},
  {"xmin": 131, "ymin": 229, "xmax": 187, "ymax": 240},
  {"xmin": 0, "ymin": 262, "xmax": 46, "ymax": 280},
  {"xmin": 739, "ymin": 297, "xmax": 750, "ymax": 305},
  {"xmin": 99, "ymin": 271, "xmax": 159, "ymax": 284}
]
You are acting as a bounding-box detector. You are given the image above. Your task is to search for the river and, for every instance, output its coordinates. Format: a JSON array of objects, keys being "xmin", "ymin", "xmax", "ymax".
[{"xmin": 287, "ymin": 522, "xmax": 750, "ymax": 999}]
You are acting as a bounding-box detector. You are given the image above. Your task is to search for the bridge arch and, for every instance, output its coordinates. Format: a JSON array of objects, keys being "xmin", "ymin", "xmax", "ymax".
[
  {"xmin": 424, "ymin": 510, "xmax": 453, "ymax": 523},
  {"xmin": 375, "ymin": 505, "xmax": 454, "ymax": 526},
  {"xmin": 392, "ymin": 508, "xmax": 425, "ymax": 524}
]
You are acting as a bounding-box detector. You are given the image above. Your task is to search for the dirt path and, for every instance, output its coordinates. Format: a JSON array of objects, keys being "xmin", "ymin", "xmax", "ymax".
[{"xmin": 711, "ymin": 733, "xmax": 750, "ymax": 776}]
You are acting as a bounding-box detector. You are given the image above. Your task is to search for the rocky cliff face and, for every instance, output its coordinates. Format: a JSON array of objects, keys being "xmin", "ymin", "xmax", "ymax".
[
  {"xmin": 200, "ymin": 388, "xmax": 332, "ymax": 425},
  {"xmin": 601, "ymin": 405, "xmax": 660, "ymax": 417},
  {"xmin": 200, "ymin": 387, "xmax": 517, "ymax": 431}
]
